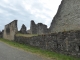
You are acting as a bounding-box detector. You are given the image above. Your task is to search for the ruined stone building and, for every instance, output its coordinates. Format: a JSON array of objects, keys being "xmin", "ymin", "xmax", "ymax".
[
  {"xmin": 30, "ymin": 20, "xmax": 37, "ymax": 34},
  {"xmin": 49, "ymin": 0, "xmax": 80, "ymax": 33},
  {"xmin": 30, "ymin": 20, "xmax": 48, "ymax": 34},
  {"xmin": 20, "ymin": 24, "xmax": 27, "ymax": 34},
  {"xmin": 37, "ymin": 23, "xmax": 48, "ymax": 34},
  {"xmin": 3, "ymin": 20, "xmax": 18, "ymax": 40},
  {"xmin": 2, "ymin": 0, "xmax": 80, "ymax": 57}
]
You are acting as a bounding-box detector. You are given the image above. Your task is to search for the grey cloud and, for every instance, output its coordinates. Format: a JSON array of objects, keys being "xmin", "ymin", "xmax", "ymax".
[
  {"xmin": 32, "ymin": 2, "xmax": 44, "ymax": 10},
  {"xmin": 0, "ymin": 0, "xmax": 54, "ymax": 30}
]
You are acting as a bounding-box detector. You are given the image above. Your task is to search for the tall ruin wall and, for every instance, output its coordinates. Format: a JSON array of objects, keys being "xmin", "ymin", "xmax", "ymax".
[
  {"xmin": 20, "ymin": 24, "xmax": 27, "ymax": 34},
  {"xmin": 50, "ymin": 0, "xmax": 80, "ymax": 33},
  {"xmin": 3, "ymin": 20, "xmax": 18, "ymax": 40},
  {"xmin": 30, "ymin": 20, "xmax": 48, "ymax": 34},
  {"xmin": 30, "ymin": 20, "xmax": 37, "ymax": 34},
  {"xmin": 37, "ymin": 23, "xmax": 48, "ymax": 34}
]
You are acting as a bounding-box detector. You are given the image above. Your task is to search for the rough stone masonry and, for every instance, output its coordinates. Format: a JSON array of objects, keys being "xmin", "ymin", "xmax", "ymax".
[
  {"xmin": 20, "ymin": 24, "xmax": 27, "ymax": 34},
  {"xmin": 3, "ymin": 20, "xmax": 18, "ymax": 40},
  {"xmin": 30, "ymin": 20, "xmax": 48, "ymax": 34},
  {"xmin": 14, "ymin": 30, "xmax": 80, "ymax": 57},
  {"xmin": 2, "ymin": 0, "xmax": 80, "ymax": 57},
  {"xmin": 49, "ymin": 0, "xmax": 80, "ymax": 33}
]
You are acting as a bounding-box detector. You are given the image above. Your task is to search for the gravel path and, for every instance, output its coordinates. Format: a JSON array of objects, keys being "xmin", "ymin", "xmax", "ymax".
[{"xmin": 0, "ymin": 41, "xmax": 51, "ymax": 60}]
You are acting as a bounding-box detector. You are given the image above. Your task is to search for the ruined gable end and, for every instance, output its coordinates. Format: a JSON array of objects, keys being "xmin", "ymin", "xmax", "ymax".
[
  {"xmin": 49, "ymin": 0, "xmax": 80, "ymax": 33},
  {"xmin": 30, "ymin": 20, "xmax": 37, "ymax": 34},
  {"xmin": 3, "ymin": 20, "xmax": 18, "ymax": 40},
  {"xmin": 20, "ymin": 24, "xmax": 27, "ymax": 34},
  {"xmin": 30, "ymin": 20, "xmax": 48, "ymax": 34}
]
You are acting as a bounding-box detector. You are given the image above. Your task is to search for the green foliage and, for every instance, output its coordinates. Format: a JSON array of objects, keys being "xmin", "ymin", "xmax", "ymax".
[
  {"xmin": 0, "ymin": 38, "xmax": 80, "ymax": 60},
  {"xmin": 16, "ymin": 33, "xmax": 38, "ymax": 37}
]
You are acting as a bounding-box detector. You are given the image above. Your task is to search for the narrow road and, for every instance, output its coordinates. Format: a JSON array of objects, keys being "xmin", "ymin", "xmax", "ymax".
[{"xmin": 0, "ymin": 41, "xmax": 50, "ymax": 60}]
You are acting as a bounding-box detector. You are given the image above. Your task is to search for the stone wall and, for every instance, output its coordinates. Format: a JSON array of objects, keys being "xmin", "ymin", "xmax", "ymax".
[
  {"xmin": 30, "ymin": 20, "xmax": 48, "ymax": 34},
  {"xmin": 20, "ymin": 24, "xmax": 27, "ymax": 34},
  {"xmin": 30, "ymin": 20, "xmax": 37, "ymax": 34},
  {"xmin": 49, "ymin": 0, "xmax": 80, "ymax": 33},
  {"xmin": 14, "ymin": 30, "xmax": 80, "ymax": 57},
  {"xmin": 0, "ymin": 31, "xmax": 3, "ymax": 38},
  {"xmin": 37, "ymin": 23, "xmax": 48, "ymax": 34},
  {"xmin": 3, "ymin": 20, "xmax": 18, "ymax": 40}
]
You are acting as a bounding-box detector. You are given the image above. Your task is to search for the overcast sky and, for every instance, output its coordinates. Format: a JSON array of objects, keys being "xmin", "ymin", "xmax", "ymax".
[{"xmin": 0, "ymin": 0, "xmax": 62, "ymax": 31}]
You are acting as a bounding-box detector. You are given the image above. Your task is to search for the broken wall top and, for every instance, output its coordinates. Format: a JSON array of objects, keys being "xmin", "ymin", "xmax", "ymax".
[{"xmin": 50, "ymin": 0, "xmax": 80, "ymax": 33}]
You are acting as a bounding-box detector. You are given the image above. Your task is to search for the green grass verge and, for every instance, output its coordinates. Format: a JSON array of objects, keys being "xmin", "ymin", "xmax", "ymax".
[
  {"xmin": 16, "ymin": 33, "xmax": 38, "ymax": 37},
  {"xmin": 0, "ymin": 38, "xmax": 80, "ymax": 60}
]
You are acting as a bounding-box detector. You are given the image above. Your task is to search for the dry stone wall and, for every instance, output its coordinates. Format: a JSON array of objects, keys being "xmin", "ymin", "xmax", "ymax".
[
  {"xmin": 3, "ymin": 20, "xmax": 18, "ymax": 40},
  {"xmin": 14, "ymin": 30, "xmax": 80, "ymax": 57}
]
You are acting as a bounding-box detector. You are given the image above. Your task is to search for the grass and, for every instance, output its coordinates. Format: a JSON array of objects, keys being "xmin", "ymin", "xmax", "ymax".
[
  {"xmin": 0, "ymin": 38, "xmax": 80, "ymax": 60},
  {"xmin": 16, "ymin": 33, "xmax": 38, "ymax": 37}
]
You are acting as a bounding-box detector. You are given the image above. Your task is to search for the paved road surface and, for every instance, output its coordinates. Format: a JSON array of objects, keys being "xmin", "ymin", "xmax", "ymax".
[{"xmin": 0, "ymin": 41, "xmax": 50, "ymax": 60}]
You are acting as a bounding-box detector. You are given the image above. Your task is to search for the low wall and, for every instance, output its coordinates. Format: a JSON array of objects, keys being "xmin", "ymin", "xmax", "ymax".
[{"xmin": 14, "ymin": 30, "xmax": 80, "ymax": 57}]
